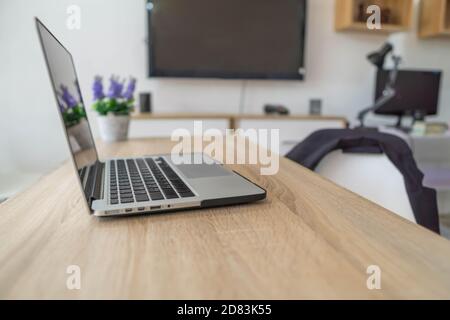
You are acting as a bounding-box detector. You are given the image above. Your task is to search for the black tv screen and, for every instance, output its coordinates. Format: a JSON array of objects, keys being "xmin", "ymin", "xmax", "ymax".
[{"xmin": 147, "ymin": 0, "xmax": 307, "ymax": 80}]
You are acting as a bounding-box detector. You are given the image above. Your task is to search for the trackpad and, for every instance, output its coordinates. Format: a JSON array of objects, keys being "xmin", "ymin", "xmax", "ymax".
[{"xmin": 175, "ymin": 163, "xmax": 233, "ymax": 179}]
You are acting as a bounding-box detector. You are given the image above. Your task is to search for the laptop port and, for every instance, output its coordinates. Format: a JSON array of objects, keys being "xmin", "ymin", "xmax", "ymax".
[
  {"xmin": 150, "ymin": 205, "xmax": 161, "ymax": 210},
  {"xmin": 138, "ymin": 207, "xmax": 145, "ymax": 211},
  {"xmin": 125, "ymin": 208, "xmax": 133, "ymax": 213}
]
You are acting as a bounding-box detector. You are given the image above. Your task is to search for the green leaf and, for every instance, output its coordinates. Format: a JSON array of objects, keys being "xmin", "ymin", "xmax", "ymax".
[{"xmin": 91, "ymin": 98, "xmax": 133, "ymax": 116}]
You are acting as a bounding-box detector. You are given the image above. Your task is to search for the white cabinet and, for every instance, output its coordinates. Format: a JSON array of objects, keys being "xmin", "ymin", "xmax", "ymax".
[
  {"xmin": 237, "ymin": 118, "xmax": 347, "ymax": 155},
  {"xmin": 129, "ymin": 114, "xmax": 348, "ymax": 155},
  {"xmin": 129, "ymin": 119, "xmax": 230, "ymax": 138}
]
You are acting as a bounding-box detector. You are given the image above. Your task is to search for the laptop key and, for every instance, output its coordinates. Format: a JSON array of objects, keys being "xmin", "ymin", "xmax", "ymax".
[
  {"xmin": 163, "ymin": 191, "xmax": 176, "ymax": 196},
  {"xmin": 149, "ymin": 193, "xmax": 164, "ymax": 200},
  {"xmin": 120, "ymin": 198, "xmax": 134, "ymax": 203},
  {"xmin": 120, "ymin": 192, "xmax": 132, "ymax": 197},
  {"xmin": 136, "ymin": 196, "xmax": 149, "ymax": 202}
]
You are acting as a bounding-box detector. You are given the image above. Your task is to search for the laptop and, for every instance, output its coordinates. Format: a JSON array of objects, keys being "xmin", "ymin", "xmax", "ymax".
[{"xmin": 35, "ymin": 18, "xmax": 266, "ymax": 217}]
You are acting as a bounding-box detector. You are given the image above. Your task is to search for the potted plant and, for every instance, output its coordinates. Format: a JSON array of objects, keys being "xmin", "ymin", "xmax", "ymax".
[
  {"xmin": 92, "ymin": 75, "xmax": 136, "ymax": 142},
  {"xmin": 58, "ymin": 83, "xmax": 91, "ymax": 150}
]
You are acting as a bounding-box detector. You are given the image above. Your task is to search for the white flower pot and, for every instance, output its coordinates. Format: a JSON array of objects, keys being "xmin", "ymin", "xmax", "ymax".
[
  {"xmin": 97, "ymin": 114, "xmax": 130, "ymax": 142},
  {"xmin": 67, "ymin": 118, "xmax": 92, "ymax": 150}
]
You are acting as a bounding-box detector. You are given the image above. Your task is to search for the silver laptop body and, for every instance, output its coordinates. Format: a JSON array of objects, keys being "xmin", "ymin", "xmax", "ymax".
[{"xmin": 36, "ymin": 18, "xmax": 266, "ymax": 217}]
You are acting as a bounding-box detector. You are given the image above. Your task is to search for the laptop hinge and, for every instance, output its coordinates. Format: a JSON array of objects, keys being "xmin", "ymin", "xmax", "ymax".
[{"xmin": 89, "ymin": 161, "xmax": 105, "ymax": 206}]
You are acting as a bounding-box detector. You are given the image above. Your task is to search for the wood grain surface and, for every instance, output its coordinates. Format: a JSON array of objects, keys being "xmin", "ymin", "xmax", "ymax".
[{"xmin": 1, "ymin": 138, "xmax": 450, "ymax": 299}]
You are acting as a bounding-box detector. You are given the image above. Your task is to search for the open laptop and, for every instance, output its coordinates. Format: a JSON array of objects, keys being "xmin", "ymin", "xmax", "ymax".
[{"xmin": 35, "ymin": 18, "xmax": 266, "ymax": 217}]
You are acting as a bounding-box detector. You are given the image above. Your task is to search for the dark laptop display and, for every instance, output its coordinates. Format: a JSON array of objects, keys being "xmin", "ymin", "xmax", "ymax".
[{"xmin": 36, "ymin": 20, "xmax": 99, "ymax": 204}]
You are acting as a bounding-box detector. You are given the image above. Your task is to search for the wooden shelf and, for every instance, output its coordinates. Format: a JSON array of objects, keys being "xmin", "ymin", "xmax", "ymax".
[
  {"xmin": 335, "ymin": 0, "xmax": 413, "ymax": 34},
  {"xmin": 419, "ymin": 0, "xmax": 450, "ymax": 38},
  {"xmin": 131, "ymin": 112, "xmax": 347, "ymax": 122},
  {"xmin": 131, "ymin": 112, "xmax": 349, "ymax": 130},
  {"xmin": 446, "ymin": 0, "xmax": 450, "ymax": 29}
]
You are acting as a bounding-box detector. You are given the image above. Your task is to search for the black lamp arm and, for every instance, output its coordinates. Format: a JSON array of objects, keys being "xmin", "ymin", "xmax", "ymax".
[
  {"xmin": 357, "ymin": 55, "xmax": 402, "ymax": 127},
  {"xmin": 357, "ymin": 88, "xmax": 396, "ymax": 126}
]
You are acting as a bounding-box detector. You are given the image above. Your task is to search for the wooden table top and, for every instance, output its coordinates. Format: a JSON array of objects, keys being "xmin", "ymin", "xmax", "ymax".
[{"xmin": 1, "ymin": 138, "xmax": 450, "ymax": 299}]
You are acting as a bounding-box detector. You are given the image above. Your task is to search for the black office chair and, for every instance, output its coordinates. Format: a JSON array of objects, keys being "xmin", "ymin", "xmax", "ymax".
[{"xmin": 286, "ymin": 129, "xmax": 440, "ymax": 234}]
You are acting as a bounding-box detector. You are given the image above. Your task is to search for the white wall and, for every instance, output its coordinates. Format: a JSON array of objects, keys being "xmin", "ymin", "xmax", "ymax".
[{"xmin": 0, "ymin": 0, "xmax": 449, "ymax": 178}]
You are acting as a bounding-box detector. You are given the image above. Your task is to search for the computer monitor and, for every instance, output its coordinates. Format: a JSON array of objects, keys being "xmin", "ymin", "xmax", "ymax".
[{"xmin": 374, "ymin": 69, "xmax": 442, "ymax": 117}]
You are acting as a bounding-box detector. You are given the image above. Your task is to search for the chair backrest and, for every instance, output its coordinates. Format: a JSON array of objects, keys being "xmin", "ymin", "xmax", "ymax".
[{"xmin": 315, "ymin": 150, "xmax": 416, "ymax": 223}]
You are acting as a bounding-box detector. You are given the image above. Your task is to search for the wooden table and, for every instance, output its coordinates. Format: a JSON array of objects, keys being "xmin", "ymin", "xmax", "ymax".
[{"xmin": 1, "ymin": 138, "xmax": 450, "ymax": 299}]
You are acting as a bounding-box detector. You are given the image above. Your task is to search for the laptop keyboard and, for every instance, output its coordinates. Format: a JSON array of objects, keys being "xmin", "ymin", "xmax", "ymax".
[{"xmin": 108, "ymin": 157, "xmax": 195, "ymax": 205}]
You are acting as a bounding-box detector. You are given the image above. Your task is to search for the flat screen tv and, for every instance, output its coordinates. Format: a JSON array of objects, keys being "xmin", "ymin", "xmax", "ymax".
[{"xmin": 147, "ymin": 0, "xmax": 307, "ymax": 80}]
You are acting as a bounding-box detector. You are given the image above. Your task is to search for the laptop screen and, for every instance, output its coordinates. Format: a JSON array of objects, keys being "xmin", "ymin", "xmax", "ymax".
[{"xmin": 36, "ymin": 19, "xmax": 98, "ymax": 204}]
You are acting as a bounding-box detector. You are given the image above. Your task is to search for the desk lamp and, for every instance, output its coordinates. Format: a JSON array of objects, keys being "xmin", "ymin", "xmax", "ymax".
[{"xmin": 357, "ymin": 43, "xmax": 402, "ymax": 128}]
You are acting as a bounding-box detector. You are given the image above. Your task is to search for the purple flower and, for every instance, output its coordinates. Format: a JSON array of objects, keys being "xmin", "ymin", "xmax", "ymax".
[
  {"xmin": 107, "ymin": 76, "xmax": 124, "ymax": 99},
  {"xmin": 92, "ymin": 76, "xmax": 105, "ymax": 101},
  {"xmin": 60, "ymin": 85, "xmax": 78, "ymax": 108},
  {"xmin": 123, "ymin": 78, "xmax": 137, "ymax": 101}
]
